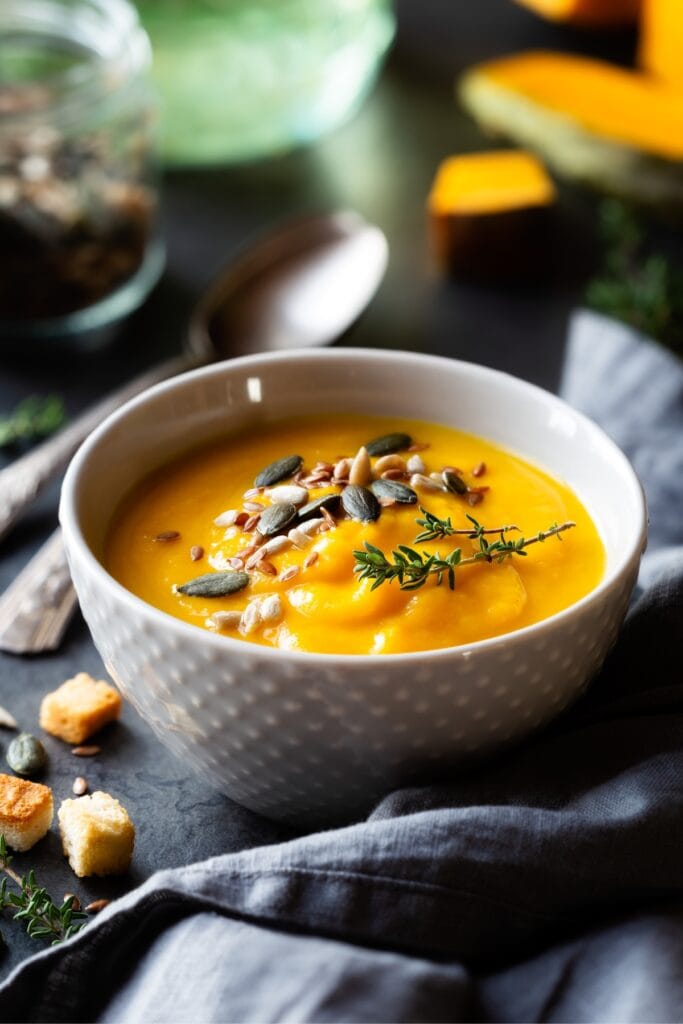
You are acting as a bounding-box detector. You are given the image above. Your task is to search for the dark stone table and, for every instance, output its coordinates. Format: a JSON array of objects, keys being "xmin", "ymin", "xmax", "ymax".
[{"xmin": 0, "ymin": 0, "xmax": 638, "ymax": 980}]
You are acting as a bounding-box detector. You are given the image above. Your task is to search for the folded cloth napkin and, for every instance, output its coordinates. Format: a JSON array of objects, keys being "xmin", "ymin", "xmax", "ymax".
[{"xmin": 2, "ymin": 312, "xmax": 682, "ymax": 1024}]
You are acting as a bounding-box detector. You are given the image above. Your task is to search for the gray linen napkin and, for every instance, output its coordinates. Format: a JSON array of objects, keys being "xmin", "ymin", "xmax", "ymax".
[{"xmin": 1, "ymin": 311, "xmax": 682, "ymax": 1024}]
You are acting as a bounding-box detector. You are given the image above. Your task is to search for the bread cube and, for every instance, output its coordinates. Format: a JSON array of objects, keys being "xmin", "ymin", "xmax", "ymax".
[
  {"xmin": 40, "ymin": 672, "xmax": 121, "ymax": 744},
  {"xmin": 58, "ymin": 791, "xmax": 134, "ymax": 878},
  {"xmin": 0, "ymin": 773, "xmax": 53, "ymax": 852}
]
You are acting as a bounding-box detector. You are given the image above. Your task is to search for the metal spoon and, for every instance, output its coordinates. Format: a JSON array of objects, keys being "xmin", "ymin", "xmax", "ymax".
[
  {"xmin": 0, "ymin": 210, "xmax": 388, "ymax": 653},
  {"xmin": 0, "ymin": 210, "xmax": 388, "ymax": 543}
]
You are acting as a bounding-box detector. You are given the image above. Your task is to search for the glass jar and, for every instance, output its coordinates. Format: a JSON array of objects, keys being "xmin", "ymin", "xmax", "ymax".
[
  {"xmin": 0, "ymin": 0, "xmax": 163, "ymax": 340},
  {"xmin": 137, "ymin": 0, "xmax": 396, "ymax": 166}
]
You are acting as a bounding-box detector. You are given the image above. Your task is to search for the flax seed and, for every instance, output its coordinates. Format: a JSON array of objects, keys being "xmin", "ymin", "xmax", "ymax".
[
  {"xmin": 279, "ymin": 565, "xmax": 300, "ymax": 583},
  {"xmin": 303, "ymin": 551, "xmax": 319, "ymax": 568},
  {"xmin": 472, "ymin": 461, "xmax": 486, "ymax": 477},
  {"xmin": 153, "ymin": 531, "xmax": 180, "ymax": 542},
  {"xmin": 190, "ymin": 545, "xmax": 204, "ymax": 562}
]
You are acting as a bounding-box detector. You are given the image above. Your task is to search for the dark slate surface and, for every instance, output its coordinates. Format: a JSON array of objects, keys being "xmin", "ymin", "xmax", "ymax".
[{"xmin": 0, "ymin": 0, "xmax": 641, "ymax": 979}]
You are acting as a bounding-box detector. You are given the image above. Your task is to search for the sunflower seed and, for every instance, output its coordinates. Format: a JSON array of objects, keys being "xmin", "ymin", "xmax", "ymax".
[
  {"xmin": 341, "ymin": 485, "xmax": 381, "ymax": 522},
  {"xmin": 410, "ymin": 473, "xmax": 445, "ymax": 492},
  {"xmin": 255, "ymin": 455, "xmax": 303, "ymax": 488},
  {"xmin": 243, "ymin": 501, "xmax": 265, "ymax": 513},
  {"xmin": 261, "ymin": 535, "xmax": 291, "ymax": 556},
  {"xmin": 209, "ymin": 610, "xmax": 242, "ymax": 630},
  {"xmin": 303, "ymin": 551, "xmax": 319, "ymax": 568},
  {"xmin": 0, "ymin": 705, "xmax": 17, "ymax": 730},
  {"xmin": 72, "ymin": 776, "xmax": 88, "ymax": 796},
  {"xmin": 297, "ymin": 493, "xmax": 340, "ymax": 522},
  {"xmin": 239, "ymin": 600, "xmax": 262, "ymax": 635},
  {"xmin": 333, "ymin": 458, "xmax": 351, "ymax": 481},
  {"xmin": 406, "ymin": 454, "xmax": 426, "ymax": 475},
  {"xmin": 243, "ymin": 513, "xmax": 262, "ymax": 532},
  {"xmin": 287, "ymin": 526, "xmax": 311, "ymax": 549},
  {"xmin": 279, "ymin": 565, "xmax": 300, "ymax": 582},
  {"xmin": 260, "ymin": 594, "xmax": 283, "ymax": 623},
  {"xmin": 348, "ymin": 446, "xmax": 372, "ymax": 486},
  {"xmin": 370, "ymin": 479, "xmax": 417, "ymax": 504},
  {"xmin": 7, "ymin": 733, "xmax": 47, "ymax": 777},
  {"xmin": 373, "ymin": 454, "xmax": 406, "ymax": 474},
  {"xmin": 85, "ymin": 899, "xmax": 110, "ymax": 914},
  {"xmin": 213, "ymin": 509, "xmax": 238, "ymax": 527},
  {"xmin": 443, "ymin": 469, "xmax": 468, "ymax": 495},
  {"xmin": 365, "ymin": 432, "xmax": 411, "ymax": 457},
  {"xmin": 298, "ymin": 517, "xmax": 325, "ymax": 537},
  {"xmin": 256, "ymin": 560, "xmax": 277, "ymax": 576},
  {"xmin": 257, "ymin": 502, "xmax": 297, "ymax": 537},
  {"xmin": 265, "ymin": 485, "xmax": 308, "ymax": 505},
  {"xmin": 177, "ymin": 571, "xmax": 250, "ymax": 597}
]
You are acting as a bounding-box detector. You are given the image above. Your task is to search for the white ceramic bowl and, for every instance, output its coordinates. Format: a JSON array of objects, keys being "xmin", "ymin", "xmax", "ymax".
[{"xmin": 59, "ymin": 350, "xmax": 647, "ymax": 824}]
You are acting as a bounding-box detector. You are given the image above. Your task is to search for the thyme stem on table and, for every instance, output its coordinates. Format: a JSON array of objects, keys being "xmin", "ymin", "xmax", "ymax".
[
  {"xmin": 353, "ymin": 515, "xmax": 575, "ymax": 592},
  {"xmin": 0, "ymin": 835, "xmax": 86, "ymax": 946},
  {"xmin": 0, "ymin": 396, "xmax": 66, "ymax": 449}
]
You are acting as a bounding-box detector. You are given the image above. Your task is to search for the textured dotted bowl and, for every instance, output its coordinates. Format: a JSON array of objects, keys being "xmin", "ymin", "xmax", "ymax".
[{"xmin": 59, "ymin": 349, "xmax": 647, "ymax": 824}]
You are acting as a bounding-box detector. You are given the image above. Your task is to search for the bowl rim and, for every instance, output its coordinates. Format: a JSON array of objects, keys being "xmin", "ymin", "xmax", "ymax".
[{"xmin": 59, "ymin": 347, "xmax": 648, "ymax": 665}]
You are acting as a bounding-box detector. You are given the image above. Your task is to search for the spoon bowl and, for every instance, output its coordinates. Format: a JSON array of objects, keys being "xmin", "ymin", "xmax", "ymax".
[{"xmin": 189, "ymin": 211, "xmax": 388, "ymax": 359}]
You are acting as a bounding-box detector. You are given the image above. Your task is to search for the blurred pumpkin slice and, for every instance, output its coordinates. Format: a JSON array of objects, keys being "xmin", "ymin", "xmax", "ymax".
[
  {"xmin": 459, "ymin": 51, "xmax": 683, "ymax": 212},
  {"xmin": 512, "ymin": 0, "xmax": 639, "ymax": 27},
  {"xmin": 427, "ymin": 150, "xmax": 556, "ymax": 281}
]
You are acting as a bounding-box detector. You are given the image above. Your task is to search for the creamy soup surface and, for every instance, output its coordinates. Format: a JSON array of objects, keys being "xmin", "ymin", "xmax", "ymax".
[{"xmin": 105, "ymin": 415, "xmax": 605, "ymax": 654}]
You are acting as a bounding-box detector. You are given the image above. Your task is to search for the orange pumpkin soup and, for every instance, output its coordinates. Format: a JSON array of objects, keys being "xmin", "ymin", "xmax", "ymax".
[{"xmin": 105, "ymin": 414, "xmax": 604, "ymax": 654}]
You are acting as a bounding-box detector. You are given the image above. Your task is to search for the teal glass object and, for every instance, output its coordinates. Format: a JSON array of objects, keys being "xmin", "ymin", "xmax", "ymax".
[{"xmin": 135, "ymin": 0, "xmax": 396, "ymax": 165}]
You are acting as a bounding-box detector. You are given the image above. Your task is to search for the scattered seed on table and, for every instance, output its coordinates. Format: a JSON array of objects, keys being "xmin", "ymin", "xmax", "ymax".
[
  {"xmin": 153, "ymin": 531, "xmax": 180, "ymax": 542},
  {"xmin": 85, "ymin": 899, "xmax": 110, "ymax": 914},
  {"xmin": 7, "ymin": 733, "xmax": 47, "ymax": 776},
  {"xmin": 190, "ymin": 545, "xmax": 204, "ymax": 562},
  {"xmin": 72, "ymin": 776, "xmax": 88, "ymax": 796},
  {"xmin": 0, "ymin": 705, "xmax": 17, "ymax": 730},
  {"xmin": 63, "ymin": 893, "xmax": 81, "ymax": 910},
  {"xmin": 71, "ymin": 745, "xmax": 101, "ymax": 757}
]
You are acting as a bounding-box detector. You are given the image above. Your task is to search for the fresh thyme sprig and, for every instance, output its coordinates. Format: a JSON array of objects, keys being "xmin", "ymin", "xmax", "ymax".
[
  {"xmin": 415, "ymin": 508, "xmax": 519, "ymax": 543},
  {"xmin": 585, "ymin": 199, "xmax": 683, "ymax": 351},
  {"xmin": 0, "ymin": 396, "xmax": 66, "ymax": 449},
  {"xmin": 353, "ymin": 516, "xmax": 575, "ymax": 591},
  {"xmin": 0, "ymin": 835, "xmax": 87, "ymax": 946}
]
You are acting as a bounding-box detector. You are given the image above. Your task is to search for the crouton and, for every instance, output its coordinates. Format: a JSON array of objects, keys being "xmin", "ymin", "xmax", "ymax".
[
  {"xmin": 40, "ymin": 672, "xmax": 121, "ymax": 744},
  {"xmin": 0, "ymin": 774, "xmax": 53, "ymax": 852},
  {"xmin": 58, "ymin": 791, "xmax": 134, "ymax": 877}
]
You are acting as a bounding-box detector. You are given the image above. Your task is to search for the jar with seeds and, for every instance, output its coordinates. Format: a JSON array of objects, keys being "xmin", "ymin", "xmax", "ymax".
[{"xmin": 0, "ymin": 0, "xmax": 163, "ymax": 342}]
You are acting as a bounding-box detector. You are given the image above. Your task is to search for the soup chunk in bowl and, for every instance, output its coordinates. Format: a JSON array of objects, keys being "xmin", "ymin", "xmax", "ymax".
[{"xmin": 59, "ymin": 349, "xmax": 646, "ymax": 823}]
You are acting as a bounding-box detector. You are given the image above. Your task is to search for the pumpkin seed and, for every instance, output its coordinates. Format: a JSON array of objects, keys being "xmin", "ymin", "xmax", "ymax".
[
  {"xmin": 297, "ymin": 493, "xmax": 340, "ymax": 522},
  {"xmin": 370, "ymin": 479, "xmax": 417, "ymax": 504},
  {"xmin": 7, "ymin": 732, "xmax": 47, "ymax": 777},
  {"xmin": 341, "ymin": 484, "xmax": 381, "ymax": 522},
  {"xmin": 365, "ymin": 432, "xmax": 412, "ymax": 457},
  {"xmin": 443, "ymin": 469, "xmax": 468, "ymax": 495},
  {"xmin": 257, "ymin": 502, "xmax": 297, "ymax": 536},
  {"xmin": 177, "ymin": 571, "xmax": 250, "ymax": 597},
  {"xmin": 255, "ymin": 455, "xmax": 303, "ymax": 488}
]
